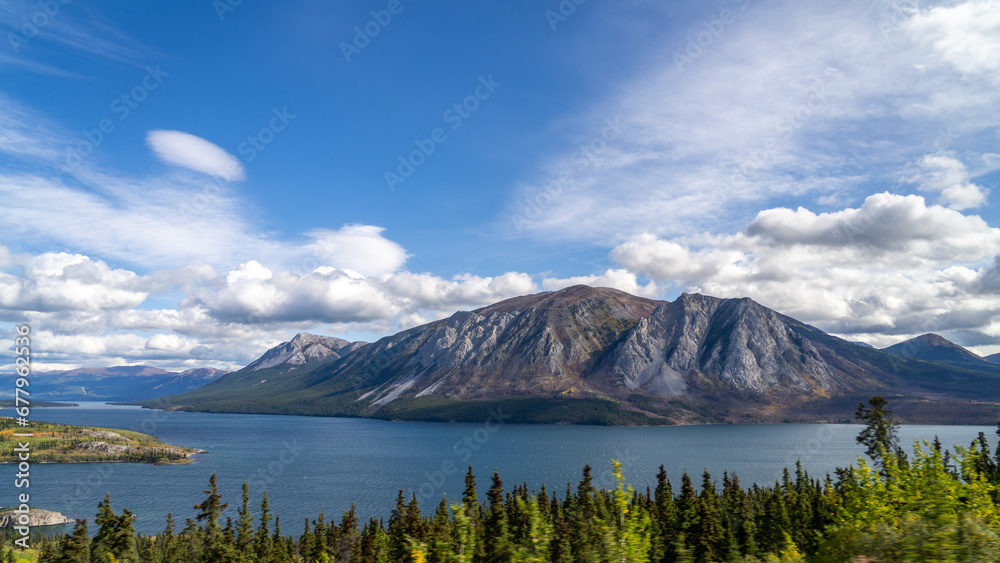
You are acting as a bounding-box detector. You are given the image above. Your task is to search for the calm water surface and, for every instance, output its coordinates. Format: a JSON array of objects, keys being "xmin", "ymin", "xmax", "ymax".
[{"xmin": 2, "ymin": 403, "xmax": 993, "ymax": 534}]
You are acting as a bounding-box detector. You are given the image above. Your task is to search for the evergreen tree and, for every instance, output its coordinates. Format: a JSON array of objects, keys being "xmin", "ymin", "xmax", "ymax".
[
  {"xmin": 337, "ymin": 505, "xmax": 360, "ymax": 562},
  {"xmin": 758, "ymin": 485, "xmax": 792, "ymax": 552},
  {"xmin": 571, "ymin": 464, "xmax": 602, "ymax": 562},
  {"xmin": 483, "ymin": 470, "xmax": 513, "ymax": 562},
  {"xmin": 856, "ymin": 395, "xmax": 903, "ymax": 473},
  {"xmin": 194, "ymin": 473, "xmax": 234, "ymax": 562},
  {"xmin": 54, "ymin": 519, "xmax": 89, "ymax": 563},
  {"xmin": 694, "ymin": 470, "xmax": 723, "ymax": 563},
  {"xmin": 256, "ymin": 492, "xmax": 274, "ymax": 562},
  {"xmin": 388, "ymin": 489, "xmax": 411, "ymax": 562},
  {"xmin": 91, "ymin": 494, "xmax": 139, "ymax": 563},
  {"xmin": 462, "ymin": 465, "xmax": 479, "ymax": 521},
  {"xmin": 236, "ymin": 480, "xmax": 254, "ymax": 555},
  {"xmin": 651, "ymin": 465, "xmax": 675, "ymax": 563},
  {"xmin": 674, "ymin": 472, "xmax": 698, "ymax": 559}
]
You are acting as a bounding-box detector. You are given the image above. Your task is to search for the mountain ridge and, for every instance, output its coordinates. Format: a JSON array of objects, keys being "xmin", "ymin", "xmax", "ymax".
[
  {"xmin": 10, "ymin": 366, "xmax": 230, "ymax": 402},
  {"xmin": 147, "ymin": 286, "xmax": 1000, "ymax": 425}
]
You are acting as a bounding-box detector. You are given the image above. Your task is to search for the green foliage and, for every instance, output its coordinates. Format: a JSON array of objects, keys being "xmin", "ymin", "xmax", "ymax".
[{"xmin": 819, "ymin": 442, "xmax": 1000, "ymax": 561}]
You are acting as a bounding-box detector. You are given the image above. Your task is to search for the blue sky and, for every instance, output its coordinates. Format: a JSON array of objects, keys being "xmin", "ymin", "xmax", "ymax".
[{"xmin": 2, "ymin": 0, "xmax": 1000, "ymax": 370}]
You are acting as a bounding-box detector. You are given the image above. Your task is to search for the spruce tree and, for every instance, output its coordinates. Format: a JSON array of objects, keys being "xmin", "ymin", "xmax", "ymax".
[
  {"xmin": 483, "ymin": 470, "xmax": 513, "ymax": 562},
  {"xmin": 55, "ymin": 519, "xmax": 90, "ymax": 563},
  {"xmin": 694, "ymin": 470, "xmax": 722, "ymax": 563},
  {"xmin": 236, "ymin": 480, "xmax": 255, "ymax": 555},
  {"xmin": 195, "ymin": 473, "xmax": 234, "ymax": 562},
  {"xmin": 856, "ymin": 395, "xmax": 903, "ymax": 473},
  {"xmin": 256, "ymin": 492, "xmax": 274, "ymax": 562},
  {"xmin": 571, "ymin": 464, "xmax": 601, "ymax": 562},
  {"xmin": 388, "ymin": 489, "xmax": 410, "ymax": 562},
  {"xmin": 673, "ymin": 472, "xmax": 698, "ymax": 559},
  {"xmin": 652, "ymin": 465, "xmax": 675, "ymax": 563},
  {"xmin": 462, "ymin": 465, "xmax": 479, "ymax": 521}
]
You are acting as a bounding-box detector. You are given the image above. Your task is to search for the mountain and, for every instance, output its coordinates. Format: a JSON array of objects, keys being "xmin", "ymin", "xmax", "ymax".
[
  {"xmin": 15, "ymin": 366, "xmax": 229, "ymax": 402},
  {"xmin": 881, "ymin": 333, "xmax": 997, "ymax": 371},
  {"xmin": 149, "ymin": 286, "xmax": 1000, "ymax": 425},
  {"xmin": 244, "ymin": 333, "xmax": 366, "ymax": 372},
  {"xmin": 986, "ymin": 353, "xmax": 1000, "ymax": 365}
]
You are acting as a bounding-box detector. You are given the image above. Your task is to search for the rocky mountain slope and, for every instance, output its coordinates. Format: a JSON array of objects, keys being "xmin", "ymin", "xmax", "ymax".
[
  {"xmin": 244, "ymin": 333, "xmax": 366, "ymax": 372},
  {"xmin": 151, "ymin": 286, "xmax": 1000, "ymax": 425}
]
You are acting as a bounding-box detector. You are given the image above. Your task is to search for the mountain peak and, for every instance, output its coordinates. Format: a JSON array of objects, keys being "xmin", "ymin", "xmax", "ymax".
[
  {"xmin": 245, "ymin": 333, "xmax": 365, "ymax": 372},
  {"xmin": 881, "ymin": 332, "xmax": 992, "ymax": 370}
]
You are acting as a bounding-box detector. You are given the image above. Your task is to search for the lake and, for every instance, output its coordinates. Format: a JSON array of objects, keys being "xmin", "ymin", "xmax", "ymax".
[{"xmin": 2, "ymin": 403, "xmax": 994, "ymax": 535}]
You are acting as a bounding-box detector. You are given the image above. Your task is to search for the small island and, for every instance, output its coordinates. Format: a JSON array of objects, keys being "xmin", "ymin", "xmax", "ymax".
[
  {"xmin": 0, "ymin": 508, "xmax": 72, "ymax": 528},
  {"xmin": 0, "ymin": 418, "xmax": 204, "ymax": 465}
]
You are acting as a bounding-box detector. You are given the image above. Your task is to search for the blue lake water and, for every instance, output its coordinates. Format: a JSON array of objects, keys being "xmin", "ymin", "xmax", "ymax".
[{"xmin": 2, "ymin": 402, "xmax": 995, "ymax": 535}]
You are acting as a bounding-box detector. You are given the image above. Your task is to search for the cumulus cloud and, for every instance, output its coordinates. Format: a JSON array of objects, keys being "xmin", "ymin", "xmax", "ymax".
[
  {"xmin": 908, "ymin": 154, "xmax": 989, "ymax": 209},
  {"xmin": 1, "ymin": 254, "xmax": 544, "ymax": 370},
  {"xmin": 190, "ymin": 262, "xmax": 539, "ymax": 325},
  {"xmin": 0, "ymin": 252, "xmax": 148, "ymax": 312},
  {"xmin": 610, "ymin": 193, "xmax": 1000, "ymax": 347},
  {"xmin": 146, "ymin": 130, "xmax": 246, "ymax": 181},
  {"xmin": 905, "ymin": 0, "xmax": 1000, "ymax": 80}
]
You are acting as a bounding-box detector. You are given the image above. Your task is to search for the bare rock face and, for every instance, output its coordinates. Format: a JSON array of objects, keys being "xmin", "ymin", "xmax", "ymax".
[
  {"xmin": 598, "ymin": 294, "xmax": 837, "ymax": 395},
  {"xmin": 76, "ymin": 441, "xmax": 129, "ymax": 455},
  {"xmin": 246, "ymin": 333, "xmax": 366, "ymax": 372},
  {"xmin": 0, "ymin": 508, "xmax": 72, "ymax": 528},
  {"xmin": 350, "ymin": 286, "xmax": 658, "ymax": 404}
]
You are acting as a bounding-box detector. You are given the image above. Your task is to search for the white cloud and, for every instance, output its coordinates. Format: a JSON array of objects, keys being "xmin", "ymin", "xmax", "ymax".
[
  {"xmin": 146, "ymin": 130, "xmax": 246, "ymax": 181},
  {"xmin": 190, "ymin": 263, "xmax": 539, "ymax": 325},
  {"xmin": 0, "ymin": 252, "xmax": 148, "ymax": 312},
  {"xmin": 383, "ymin": 271, "xmax": 538, "ymax": 311},
  {"xmin": 908, "ymin": 154, "xmax": 989, "ymax": 209},
  {"xmin": 303, "ymin": 226, "xmax": 409, "ymax": 277},
  {"xmin": 506, "ymin": 0, "xmax": 1000, "ymax": 242},
  {"xmin": 610, "ymin": 193, "xmax": 1000, "ymax": 345},
  {"xmin": 542, "ymin": 269, "xmax": 659, "ymax": 298},
  {"xmin": 905, "ymin": 0, "xmax": 1000, "ymax": 81}
]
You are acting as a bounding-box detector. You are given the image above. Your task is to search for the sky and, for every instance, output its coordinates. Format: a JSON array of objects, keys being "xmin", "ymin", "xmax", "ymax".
[{"xmin": 1, "ymin": 0, "xmax": 1000, "ymax": 371}]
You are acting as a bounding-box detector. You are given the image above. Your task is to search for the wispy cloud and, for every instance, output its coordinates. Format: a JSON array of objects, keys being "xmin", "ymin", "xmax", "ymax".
[
  {"xmin": 0, "ymin": 2, "xmax": 158, "ymax": 70},
  {"xmin": 506, "ymin": 0, "xmax": 1000, "ymax": 243}
]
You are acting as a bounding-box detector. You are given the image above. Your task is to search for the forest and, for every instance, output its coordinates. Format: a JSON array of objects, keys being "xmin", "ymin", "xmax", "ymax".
[{"xmin": 6, "ymin": 397, "xmax": 1000, "ymax": 562}]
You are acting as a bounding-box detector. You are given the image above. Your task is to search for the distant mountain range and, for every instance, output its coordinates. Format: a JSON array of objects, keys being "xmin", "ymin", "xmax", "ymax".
[
  {"xmin": 147, "ymin": 285, "xmax": 1000, "ymax": 425},
  {"xmin": 11, "ymin": 366, "xmax": 230, "ymax": 402}
]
